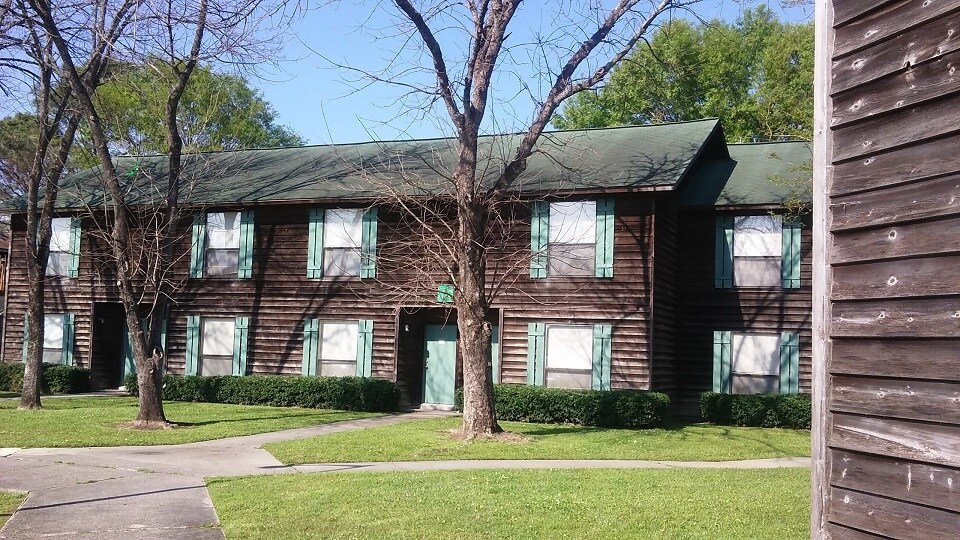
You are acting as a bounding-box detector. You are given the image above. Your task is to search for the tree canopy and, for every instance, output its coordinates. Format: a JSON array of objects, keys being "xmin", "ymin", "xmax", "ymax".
[
  {"xmin": 0, "ymin": 63, "xmax": 305, "ymax": 189},
  {"xmin": 83, "ymin": 62, "xmax": 304, "ymax": 161},
  {"xmin": 552, "ymin": 7, "xmax": 814, "ymax": 142}
]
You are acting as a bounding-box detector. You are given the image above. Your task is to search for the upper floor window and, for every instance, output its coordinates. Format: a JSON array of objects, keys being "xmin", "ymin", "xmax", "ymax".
[
  {"xmin": 733, "ymin": 215, "xmax": 782, "ymax": 287},
  {"xmin": 324, "ymin": 209, "xmax": 363, "ymax": 276},
  {"xmin": 548, "ymin": 202, "xmax": 596, "ymax": 277},
  {"xmin": 206, "ymin": 212, "xmax": 241, "ymax": 276},
  {"xmin": 306, "ymin": 207, "xmax": 378, "ymax": 279},
  {"xmin": 530, "ymin": 199, "xmax": 614, "ymax": 279},
  {"xmin": 190, "ymin": 210, "xmax": 254, "ymax": 279},
  {"xmin": 47, "ymin": 217, "xmax": 79, "ymax": 277},
  {"xmin": 716, "ymin": 214, "xmax": 801, "ymax": 289}
]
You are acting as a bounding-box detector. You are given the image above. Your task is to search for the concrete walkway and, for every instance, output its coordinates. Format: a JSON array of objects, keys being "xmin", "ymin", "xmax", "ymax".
[{"xmin": 0, "ymin": 409, "xmax": 811, "ymax": 539}]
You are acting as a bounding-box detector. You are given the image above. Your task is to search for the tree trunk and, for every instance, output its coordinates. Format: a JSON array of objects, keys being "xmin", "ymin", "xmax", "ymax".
[
  {"xmin": 453, "ymin": 142, "xmax": 501, "ymax": 438},
  {"xmin": 19, "ymin": 278, "xmax": 45, "ymax": 410}
]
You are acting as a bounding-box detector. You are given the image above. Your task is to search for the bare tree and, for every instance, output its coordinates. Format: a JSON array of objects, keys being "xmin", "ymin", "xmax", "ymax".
[
  {"xmin": 0, "ymin": 0, "xmax": 90, "ymax": 409},
  {"xmin": 356, "ymin": 0, "xmax": 693, "ymax": 438},
  {"xmin": 27, "ymin": 0, "xmax": 303, "ymax": 425}
]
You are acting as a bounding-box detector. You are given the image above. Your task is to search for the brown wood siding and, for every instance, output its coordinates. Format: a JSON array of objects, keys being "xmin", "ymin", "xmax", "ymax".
[
  {"xmin": 650, "ymin": 196, "xmax": 681, "ymax": 395},
  {"xmin": 494, "ymin": 197, "xmax": 654, "ymax": 390},
  {"xmin": 675, "ymin": 210, "xmax": 813, "ymax": 417},
  {"xmin": 820, "ymin": 0, "xmax": 960, "ymax": 536},
  {"xmin": 2, "ymin": 197, "xmax": 657, "ymax": 394}
]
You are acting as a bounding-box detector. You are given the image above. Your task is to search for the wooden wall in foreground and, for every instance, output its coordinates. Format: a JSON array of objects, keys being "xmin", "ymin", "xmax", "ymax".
[{"xmin": 814, "ymin": 0, "xmax": 960, "ymax": 537}]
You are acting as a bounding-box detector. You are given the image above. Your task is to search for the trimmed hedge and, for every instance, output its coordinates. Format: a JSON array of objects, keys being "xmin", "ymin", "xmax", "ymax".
[
  {"xmin": 124, "ymin": 374, "xmax": 401, "ymax": 413},
  {"xmin": 455, "ymin": 384, "xmax": 670, "ymax": 428},
  {"xmin": 0, "ymin": 362, "xmax": 91, "ymax": 394},
  {"xmin": 700, "ymin": 392, "xmax": 811, "ymax": 429}
]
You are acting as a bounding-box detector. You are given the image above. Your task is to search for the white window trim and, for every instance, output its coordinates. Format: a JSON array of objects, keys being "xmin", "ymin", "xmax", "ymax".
[
  {"xmin": 547, "ymin": 201, "xmax": 596, "ymax": 277},
  {"xmin": 544, "ymin": 324, "xmax": 593, "ymax": 389},
  {"xmin": 323, "ymin": 209, "xmax": 363, "ymax": 277},
  {"xmin": 316, "ymin": 320, "xmax": 359, "ymax": 377},
  {"xmin": 732, "ymin": 214, "xmax": 782, "ymax": 288}
]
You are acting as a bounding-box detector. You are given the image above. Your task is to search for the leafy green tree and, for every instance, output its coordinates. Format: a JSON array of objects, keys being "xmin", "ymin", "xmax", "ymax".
[
  {"xmin": 90, "ymin": 63, "xmax": 304, "ymax": 156},
  {"xmin": 553, "ymin": 7, "xmax": 813, "ymax": 142}
]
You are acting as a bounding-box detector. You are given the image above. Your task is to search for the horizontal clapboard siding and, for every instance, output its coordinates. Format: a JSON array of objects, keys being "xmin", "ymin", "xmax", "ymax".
[
  {"xmin": 675, "ymin": 210, "xmax": 813, "ymax": 417},
  {"xmin": 2, "ymin": 197, "xmax": 659, "ymax": 396},
  {"xmin": 822, "ymin": 0, "xmax": 960, "ymax": 537}
]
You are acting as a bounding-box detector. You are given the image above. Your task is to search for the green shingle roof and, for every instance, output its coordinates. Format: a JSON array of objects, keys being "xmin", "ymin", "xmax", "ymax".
[
  {"xmin": 4, "ymin": 119, "xmax": 722, "ymax": 211},
  {"xmin": 678, "ymin": 140, "xmax": 812, "ymax": 207}
]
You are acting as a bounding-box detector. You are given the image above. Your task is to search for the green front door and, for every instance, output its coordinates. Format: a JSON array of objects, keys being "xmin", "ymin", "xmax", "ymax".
[{"xmin": 423, "ymin": 324, "xmax": 457, "ymax": 405}]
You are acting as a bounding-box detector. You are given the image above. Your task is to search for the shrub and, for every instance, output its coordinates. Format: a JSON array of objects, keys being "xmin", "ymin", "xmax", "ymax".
[
  {"xmin": 125, "ymin": 373, "xmax": 401, "ymax": 413},
  {"xmin": 0, "ymin": 362, "xmax": 90, "ymax": 394},
  {"xmin": 700, "ymin": 392, "xmax": 811, "ymax": 429},
  {"xmin": 455, "ymin": 384, "xmax": 670, "ymax": 428}
]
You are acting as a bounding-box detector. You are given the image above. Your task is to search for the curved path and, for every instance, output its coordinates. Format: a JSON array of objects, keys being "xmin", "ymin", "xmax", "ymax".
[{"xmin": 0, "ymin": 411, "xmax": 810, "ymax": 539}]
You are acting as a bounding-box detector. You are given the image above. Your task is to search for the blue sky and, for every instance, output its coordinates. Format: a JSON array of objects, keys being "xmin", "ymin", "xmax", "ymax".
[{"xmin": 256, "ymin": 0, "xmax": 813, "ymax": 145}]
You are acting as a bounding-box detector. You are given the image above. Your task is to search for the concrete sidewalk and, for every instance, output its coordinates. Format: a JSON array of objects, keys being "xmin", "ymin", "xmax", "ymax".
[
  {"xmin": 292, "ymin": 456, "xmax": 811, "ymax": 474},
  {"xmin": 0, "ymin": 411, "xmax": 445, "ymax": 539}
]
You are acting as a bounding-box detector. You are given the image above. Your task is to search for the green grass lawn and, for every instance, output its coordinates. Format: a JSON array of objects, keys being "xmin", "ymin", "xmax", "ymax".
[
  {"xmin": 0, "ymin": 397, "xmax": 379, "ymax": 448},
  {"xmin": 209, "ymin": 468, "xmax": 811, "ymax": 540},
  {"xmin": 266, "ymin": 416, "xmax": 810, "ymax": 464},
  {"xmin": 0, "ymin": 391, "xmax": 19, "ymax": 399},
  {"xmin": 0, "ymin": 491, "xmax": 25, "ymax": 528}
]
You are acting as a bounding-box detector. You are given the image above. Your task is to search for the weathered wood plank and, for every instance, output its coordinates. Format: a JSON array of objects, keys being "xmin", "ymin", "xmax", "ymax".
[
  {"xmin": 832, "ymin": 132, "xmax": 960, "ymax": 196},
  {"xmin": 835, "ymin": 0, "xmax": 960, "ymax": 57},
  {"xmin": 832, "ymin": 338, "xmax": 960, "ymax": 381},
  {"xmin": 833, "ymin": 49, "xmax": 960, "ymax": 127},
  {"xmin": 834, "ymin": 0, "xmax": 902, "ymax": 27},
  {"xmin": 825, "ymin": 523, "xmax": 890, "ymax": 540},
  {"xmin": 832, "ymin": 298, "xmax": 960, "ymax": 338},
  {"xmin": 832, "ymin": 10, "xmax": 960, "ymax": 95},
  {"xmin": 831, "ymin": 449, "xmax": 960, "ymax": 513},
  {"xmin": 831, "ymin": 173, "xmax": 960, "ymax": 231},
  {"xmin": 831, "ymin": 413, "xmax": 960, "ymax": 467},
  {"xmin": 832, "ymin": 255, "xmax": 960, "ymax": 300},
  {"xmin": 833, "ymin": 93, "xmax": 960, "ymax": 162},
  {"xmin": 831, "ymin": 375, "xmax": 960, "ymax": 425},
  {"xmin": 832, "ymin": 216, "xmax": 960, "ymax": 264},
  {"xmin": 829, "ymin": 487, "xmax": 960, "ymax": 539}
]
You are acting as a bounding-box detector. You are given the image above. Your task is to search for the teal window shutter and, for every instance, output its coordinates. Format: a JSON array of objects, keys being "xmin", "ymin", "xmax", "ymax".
[
  {"xmin": 595, "ymin": 199, "xmax": 615, "ymax": 278},
  {"xmin": 185, "ymin": 316, "xmax": 200, "ymax": 375},
  {"xmin": 62, "ymin": 313, "xmax": 75, "ymax": 365},
  {"xmin": 302, "ymin": 318, "xmax": 319, "ymax": 376},
  {"xmin": 491, "ymin": 325, "xmax": 500, "ymax": 384},
  {"xmin": 356, "ymin": 320, "xmax": 374, "ymax": 377},
  {"xmin": 122, "ymin": 324, "xmax": 134, "ymax": 378},
  {"xmin": 233, "ymin": 316, "xmax": 250, "ymax": 376},
  {"xmin": 592, "ymin": 324, "xmax": 612, "ymax": 390},
  {"xmin": 781, "ymin": 220, "xmax": 802, "ymax": 289},
  {"xmin": 158, "ymin": 318, "xmax": 168, "ymax": 375},
  {"xmin": 715, "ymin": 215, "xmax": 734, "ymax": 288},
  {"xmin": 780, "ymin": 332, "xmax": 800, "ymax": 394},
  {"xmin": 68, "ymin": 217, "xmax": 81, "ymax": 277},
  {"xmin": 526, "ymin": 322, "xmax": 545, "ymax": 386},
  {"xmin": 190, "ymin": 213, "xmax": 206, "ymax": 278},
  {"xmin": 712, "ymin": 330, "xmax": 732, "ymax": 393},
  {"xmin": 21, "ymin": 317, "xmax": 29, "ymax": 363},
  {"xmin": 361, "ymin": 207, "xmax": 378, "ymax": 279},
  {"xmin": 307, "ymin": 208, "xmax": 324, "ymax": 279},
  {"xmin": 238, "ymin": 210, "xmax": 255, "ymax": 279},
  {"xmin": 529, "ymin": 201, "xmax": 549, "ymax": 278}
]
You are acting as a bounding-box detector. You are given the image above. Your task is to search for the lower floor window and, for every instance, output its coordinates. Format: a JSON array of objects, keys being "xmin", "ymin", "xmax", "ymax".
[
  {"xmin": 730, "ymin": 333, "xmax": 780, "ymax": 394},
  {"xmin": 200, "ymin": 317, "xmax": 235, "ymax": 376},
  {"xmin": 43, "ymin": 314, "xmax": 65, "ymax": 364},
  {"xmin": 319, "ymin": 321, "xmax": 359, "ymax": 376},
  {"xmin": 545, "ymin": 325, "xmax": 593, "ymax": 389}
]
